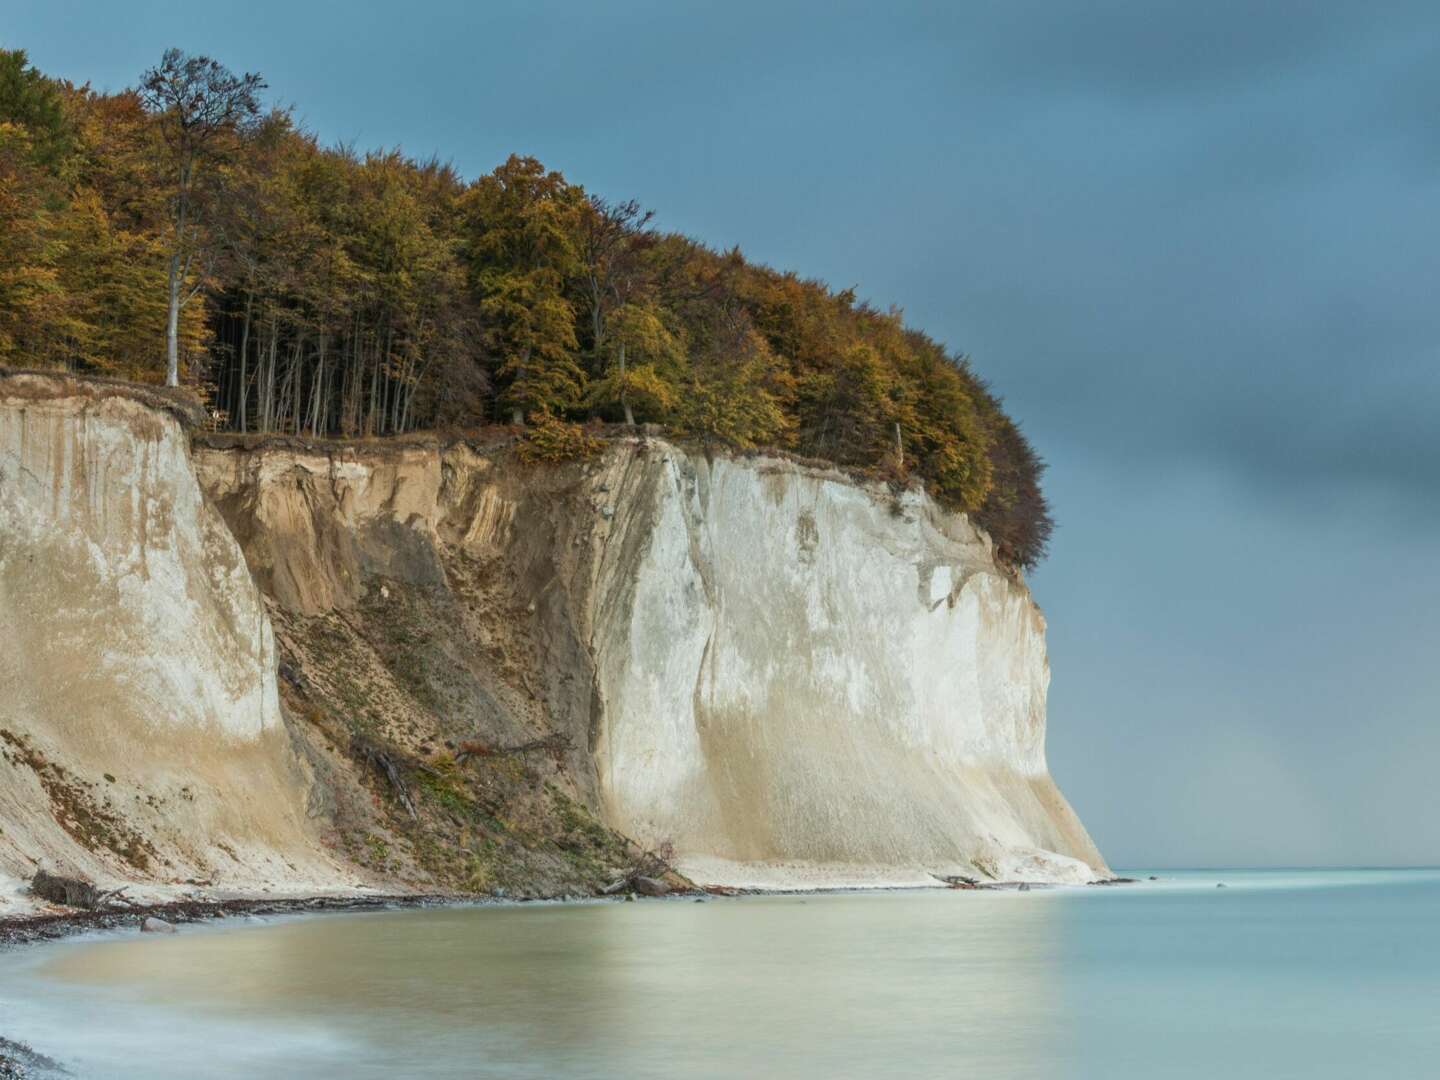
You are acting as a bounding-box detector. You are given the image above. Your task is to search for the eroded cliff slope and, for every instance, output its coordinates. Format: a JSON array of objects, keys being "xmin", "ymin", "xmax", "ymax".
[
  {"xmin": 196, "ymin": 429, "xmax": 1107, "ymax": 889},
  {"xmin": 0, "ymin": 372, "xmax": 1106, "ymax": 914}
]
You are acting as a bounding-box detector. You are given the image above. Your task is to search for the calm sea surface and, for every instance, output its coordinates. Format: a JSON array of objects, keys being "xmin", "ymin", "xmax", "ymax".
[{"xmin": 2, "ymin": 869, "xmax": 1437, "ymax": 1078}]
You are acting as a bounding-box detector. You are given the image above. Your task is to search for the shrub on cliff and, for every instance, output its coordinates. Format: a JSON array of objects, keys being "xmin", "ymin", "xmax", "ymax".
[{"xmin": 514, "ymin": 412, "xmax": 604, "ymax": 464}]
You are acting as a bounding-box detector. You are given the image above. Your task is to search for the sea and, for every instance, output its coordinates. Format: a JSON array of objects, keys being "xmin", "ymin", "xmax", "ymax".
[{"xmin": 2, "ymin": 869, "xmax": 1437, "ymax": 1078}]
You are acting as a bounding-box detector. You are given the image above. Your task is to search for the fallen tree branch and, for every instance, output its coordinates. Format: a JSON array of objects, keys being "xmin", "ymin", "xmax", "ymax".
[
  {"xmin": 351, "ymin": 735, "xmax": 418, "ymax": 820},
  {"xmin": 935, "ymin": 874, "xmax": 981, "ymax": 890},
  {"xmin": 454, "ymin": 732, "xmax": 570, "ymax": 766},
  {"xmin": 30, "ymin": 870, "xmax": 133, "ymax": 911}
]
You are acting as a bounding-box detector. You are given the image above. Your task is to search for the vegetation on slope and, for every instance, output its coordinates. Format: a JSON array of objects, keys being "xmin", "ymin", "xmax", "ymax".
[{"xmin": 0, "ymin": 47, "xmax": 1052, "ymax": 567}]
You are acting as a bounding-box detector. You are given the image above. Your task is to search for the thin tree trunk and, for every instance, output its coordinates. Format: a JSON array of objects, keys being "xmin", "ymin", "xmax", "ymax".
[
  {"xmin": 367, "ymin": 326, "xmax": 381, "ymax": 436},
  {"xmin": 165, "ymin": 255, "xmax": 182, "ymax": 386},
  {"xmin": 237, "ymin": 293, "xmax": 253, "ymax": 433},
  {"xmin": 164, "ymin": 164, "xmax": 191, "ymax": 387},
  {"xmin": 310, "ymin": 331, "xmax": 327, "ymax": 436},
  {"xmin": 619, "ymin": 342, "xmax": 635, "ymax": 426},
  {"xmin": 286, "ymin": 331, "xmax": 305, "ymax": 435},
  {"xmin": 261, "ymin": 312, "xmax": 279, "ymax": 434},
  {"xmin": 510, "ymin": 344, "xmax": 530, "ymax": 426}
]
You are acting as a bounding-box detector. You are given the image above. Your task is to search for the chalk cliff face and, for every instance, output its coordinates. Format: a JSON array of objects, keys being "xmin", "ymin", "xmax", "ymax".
[
  {"xmin": 0, "ymin": 372, "xmax": 1106, "ymax": 913},
  {"xmin": 196, "ymin": 434, "xmax": 1108, "ymax": 889},
  {"xmin": 0, "ymin": 376, "xmax": 352, "ymax": 914},
  {"xmin": 584, "ymin": 449, "xmax": 1106, "ymax": 886}
]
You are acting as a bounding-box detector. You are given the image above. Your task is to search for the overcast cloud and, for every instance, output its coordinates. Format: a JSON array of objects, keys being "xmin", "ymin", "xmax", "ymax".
[{"xmin": 7, "ymin": 0, "xmax": 1437, "ymax": 866}]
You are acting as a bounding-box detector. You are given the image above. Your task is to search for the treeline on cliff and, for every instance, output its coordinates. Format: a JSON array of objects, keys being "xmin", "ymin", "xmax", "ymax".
[{"xmin": 0, "ymin": 48, "xmax": 1052, "ymax": 568}]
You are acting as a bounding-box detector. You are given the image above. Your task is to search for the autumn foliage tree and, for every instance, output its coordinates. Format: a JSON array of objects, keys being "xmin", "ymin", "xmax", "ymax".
[
  {"xmin": 0, "ymin": 48, "xmax": 1055, "ymax": 570},
  {"xmin": 140, "ymin": 48, "xmax": 265, "ymax": 385},
  {"xmin": 463, "ymin": 155, "xmax": 586, "ymax": 423}
]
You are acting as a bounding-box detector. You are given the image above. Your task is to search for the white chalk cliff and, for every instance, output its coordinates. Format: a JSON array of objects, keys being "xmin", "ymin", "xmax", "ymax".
[
  {"xmin": 0, "ymin": 372, "xmax": 1107, "ymax": 913},
  {"xmin": 585, "ymin": 448, "xmax": 1106, "ymax": 887},
  {"xmin": 0, "ymin": 376, "xmax": 353, "ymax": 914}
]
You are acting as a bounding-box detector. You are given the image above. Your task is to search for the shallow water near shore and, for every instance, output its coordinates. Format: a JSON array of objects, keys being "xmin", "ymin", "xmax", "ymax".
[{"xmin": 2, "ymin": 869, "xmax": 1438, "ymax": 1078}]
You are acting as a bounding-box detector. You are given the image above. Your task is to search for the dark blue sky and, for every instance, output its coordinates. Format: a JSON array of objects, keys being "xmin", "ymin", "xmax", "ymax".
[{"xmin": 8, "ymin": 1, "xmax": 1438, "ymax": 865}]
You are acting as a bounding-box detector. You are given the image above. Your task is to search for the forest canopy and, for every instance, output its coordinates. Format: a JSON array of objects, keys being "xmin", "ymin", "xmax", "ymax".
[{"xmin": 0, "ymin": 48, "xmax": 1053, "ymax": 569}]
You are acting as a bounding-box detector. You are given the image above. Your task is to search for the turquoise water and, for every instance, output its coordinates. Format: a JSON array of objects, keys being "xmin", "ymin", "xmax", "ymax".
[{"xmin": 2, "ymin": 869, "xmax": 1438, "ymax": 1078}]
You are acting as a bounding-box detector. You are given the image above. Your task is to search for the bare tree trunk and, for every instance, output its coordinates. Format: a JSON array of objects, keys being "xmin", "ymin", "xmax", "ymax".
[
  {"xmin": 237, "ymin": 293, "xmax": 253, "ymax": 433},
  {"xmin": 339, "ymin": 324, "xmax": 355, "ymax": 436},
  {"xmin": 380, "ymin": 326, "xmax": 395, "ymax": 435},
  {"xmin": 510, "ymin": 344, "xmax": 530, "ymax": 426},
  {"xmin": 164, "ymin": 163, "xmax": 192, "ymax": 388},
  {"xmin": 310, "ymin": 331, "xmax": 327, "ymax": 436},
  {"xmin": 260, "ymin": 312, "xmax": 279, "ymax": 434},
  {"xmin": 367, "ymin": 325, "xmax": 383, "ymax": 436},
  {"xmin": 165, "ymin": 254, "xmax": 182, "ymax": 386},
  {"xmin": 286, "ymin": 331, "xmax": 305, "ymax": 435}
]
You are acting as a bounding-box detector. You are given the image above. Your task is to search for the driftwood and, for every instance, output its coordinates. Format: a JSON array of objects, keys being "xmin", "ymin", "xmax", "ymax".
[
  {"xmin": 601, "ymin": 839, "xmax": 681, "ymax": 896},
  {"xmin": 351, "ymin": 735, "xmax": 418, "ymax": 820},
  {"xmin": 30, "ymin": 869, "xmax": 131, "ymax": 911},
  {"xmin": 935, "ymin": 874, "xmax": 981, "ymax": 890}
]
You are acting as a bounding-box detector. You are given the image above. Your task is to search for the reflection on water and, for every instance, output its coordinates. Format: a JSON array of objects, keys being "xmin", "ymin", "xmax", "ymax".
[
  {"xmin": 3, "ymin": 871, "xmax": 1439, "ymax": 1079},
  {"xmin": 5, "ymin": 891, "xmax": 1064, "ymax": 1079}
]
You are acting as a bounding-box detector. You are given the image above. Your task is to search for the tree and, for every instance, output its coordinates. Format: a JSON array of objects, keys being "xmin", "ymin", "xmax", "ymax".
[
  {"xmin": 1, "ymin": 49, "xmax": 1056, "ymax": 570},
  {"xmin": 584, "ymin": 300, "xmax": 683, "ymax": 424},
  {"xmin": 576, "ymin": 197, "xmax": 680, "ymax": 425},
  {"xmin": 674, "ymin": 306, "xmax": 792, "ymax": 448},
  {"xmin": 140, "ymin": 48, "xmax": 265, "ymax": 386},
  {"xmin": 0, "ymin": 49, "xmax": 72, "ymax": 170},
  {"xmin": 578, "ymin": 197, "xmax": 653, "ymax": 357},
  {"xmin": 794, "ymin": 341, "xmax": 898, "ymax": 465},
  {"xmin": 0, "ymin": 121, "xmax": 55, "ymax": 362},
  {"xmin": 971, "ymin": 403, "xmax": 1053, "ymax": 572},
  {"xmin": 462, "ymin": 155, "xmax": 585, "ymax": 423}
]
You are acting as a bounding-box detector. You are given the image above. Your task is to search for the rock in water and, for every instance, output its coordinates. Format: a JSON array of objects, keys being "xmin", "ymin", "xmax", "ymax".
[
  {"xmin": 632, "ymin": 876, "xmax": 669, "ymax": 897},
  {"xmin": 141, "ymin": 917, "xmax": 177, "ymax": 934}
]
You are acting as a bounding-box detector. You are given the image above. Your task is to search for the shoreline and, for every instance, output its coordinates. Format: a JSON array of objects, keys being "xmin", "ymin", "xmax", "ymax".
[
  {"xmin": 2, "ymin": 873, "xmax": 1138, "ymax": 950},
  {"xmin": 0, "ymin": 892, "xmax": 458, "ymax": 951}
]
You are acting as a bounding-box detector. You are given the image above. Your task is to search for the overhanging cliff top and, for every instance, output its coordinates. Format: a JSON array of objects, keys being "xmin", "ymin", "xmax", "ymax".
[{"xmin": 0, "ymin": 368, "xmax": 207, "ymax": 428}]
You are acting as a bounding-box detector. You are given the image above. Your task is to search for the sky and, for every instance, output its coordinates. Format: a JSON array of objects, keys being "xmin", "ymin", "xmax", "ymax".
[{"xmin": 7, "ymin": 1, "xmax": 1438, "ymax": 867}]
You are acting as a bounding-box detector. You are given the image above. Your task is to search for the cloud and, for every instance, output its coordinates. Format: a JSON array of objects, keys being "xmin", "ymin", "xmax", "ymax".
[
  {"xmin": 879, "ymin": 3, "xmax": 1440, "ymax": 517},
  {"xmin": 9, "ymin": 0, "xmax": 1437, "ymax": 864}
]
